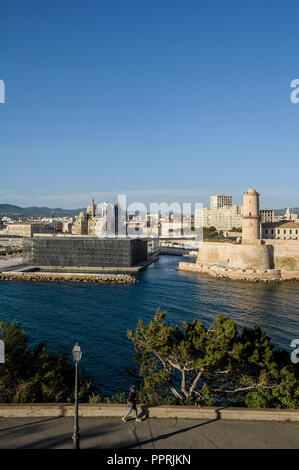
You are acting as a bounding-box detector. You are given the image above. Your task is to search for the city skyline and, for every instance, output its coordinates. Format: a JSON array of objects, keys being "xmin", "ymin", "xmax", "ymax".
[{"xmin": 0, "ymin": 187, "xmax": 298, "ymax": 211}]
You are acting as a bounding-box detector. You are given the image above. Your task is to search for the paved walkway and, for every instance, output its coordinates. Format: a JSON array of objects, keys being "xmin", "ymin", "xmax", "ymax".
[{"xmin": 0, "ymin": 417, "xmax": 298, "ymax": 449}]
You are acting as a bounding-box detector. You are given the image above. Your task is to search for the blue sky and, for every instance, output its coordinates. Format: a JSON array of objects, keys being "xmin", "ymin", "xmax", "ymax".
[{"xmin": 0, "ymin": 0, "xmax": 299, "ymax": 209}]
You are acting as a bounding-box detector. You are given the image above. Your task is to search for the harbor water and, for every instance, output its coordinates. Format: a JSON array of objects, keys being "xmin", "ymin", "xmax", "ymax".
[{"xmin": 0, "ymin": 255, "xmax": 298, "ymax": 396}]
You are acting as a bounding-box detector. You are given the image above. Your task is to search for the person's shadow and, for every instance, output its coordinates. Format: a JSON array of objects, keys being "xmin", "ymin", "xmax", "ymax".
[
  {"xmin": 125, "ymin": 406, "xmax": 227, "ymax": 448},
  {"xmin": 137, "ymin": 404, "xmax": 226, "ymax": 421},
  {"xmin": 137, "ymin": 404, "xmax": 154, "ymax": 420}
]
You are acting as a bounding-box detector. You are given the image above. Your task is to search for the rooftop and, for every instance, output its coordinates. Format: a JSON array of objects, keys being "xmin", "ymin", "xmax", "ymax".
[{"xmin": 262, "ymin": 221, "xmax": 299, "ymax": 228}]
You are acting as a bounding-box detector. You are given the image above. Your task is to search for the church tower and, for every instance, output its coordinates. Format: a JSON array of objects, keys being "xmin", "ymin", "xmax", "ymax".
[
  {"xmin": 86, "ymin": 196, "xmax": 96, "ymax": 217},
  {"xmin": 242, "ymin": 188, "xmax": 260, "ymax": 243},
  {"xmin": 285, "ymin": 207, "xmax": 291, "ymax": 221}
]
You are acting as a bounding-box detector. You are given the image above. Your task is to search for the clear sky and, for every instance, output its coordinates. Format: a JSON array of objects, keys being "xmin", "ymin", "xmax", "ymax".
[{"xmin": 0, "ymin": 0, "xmax": 299, "ymax": 209}]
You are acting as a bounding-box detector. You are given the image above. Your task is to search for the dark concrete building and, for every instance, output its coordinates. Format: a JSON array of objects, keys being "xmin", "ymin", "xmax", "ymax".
[{"xmin": 23, "ymin": 237, "xmax": 148, "ymax": 268}]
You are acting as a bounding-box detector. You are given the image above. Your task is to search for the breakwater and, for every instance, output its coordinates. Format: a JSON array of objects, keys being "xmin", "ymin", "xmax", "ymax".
[{"xmin": 0, "ymin": 271, "xmax": 137, "ymax": 284}]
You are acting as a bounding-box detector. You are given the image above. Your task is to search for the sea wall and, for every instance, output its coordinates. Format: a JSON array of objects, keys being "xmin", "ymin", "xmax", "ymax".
[
  {"xmin": 179, "ymin": 262, "xmax": 281, "ymax": 281},
  {"xmin": 179, "ymin": 239, "xmax": 299, "ymax": 280},
  {"xmin": 196, "ymin": 242, "xmax": 272, "ymax": 270},
  {"xmin": 280, "ymin": 270, "xmax": 299, "ymax": 280}
]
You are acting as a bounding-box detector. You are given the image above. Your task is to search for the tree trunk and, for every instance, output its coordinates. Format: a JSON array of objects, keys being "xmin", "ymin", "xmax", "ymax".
[
  {"xmin": 190, "ymin": 371, "xmax": 203, "ymax": 396},
  {"xmin": 181, "ymin": 369, "xmax": 190, "ymax": 398},
  {"xmin": 170, "ymin": 386, "xmax": 183, "ymax": 400}
]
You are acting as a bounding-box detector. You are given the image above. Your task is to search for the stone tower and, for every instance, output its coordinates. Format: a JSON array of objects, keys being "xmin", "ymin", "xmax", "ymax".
[{"xmin": 242, "ymin": 188, "xmax": 260, "ymax": 243}]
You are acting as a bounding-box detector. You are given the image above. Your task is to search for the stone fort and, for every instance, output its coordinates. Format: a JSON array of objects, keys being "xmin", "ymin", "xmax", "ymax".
[{"xmin": 179, "ymin": 188, "xmax": 299, "ymax": 281}]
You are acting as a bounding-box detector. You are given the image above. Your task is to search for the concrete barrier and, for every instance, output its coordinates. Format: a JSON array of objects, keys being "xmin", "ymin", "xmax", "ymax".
[{"xmin": 0, "ymin": 403, "xmax": 298, "ymax": 422}]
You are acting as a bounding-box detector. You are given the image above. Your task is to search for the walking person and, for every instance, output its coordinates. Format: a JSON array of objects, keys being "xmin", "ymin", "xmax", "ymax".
[{"xmin": 122, "ymin": 385, "xmax": 142, "ymax": 422}]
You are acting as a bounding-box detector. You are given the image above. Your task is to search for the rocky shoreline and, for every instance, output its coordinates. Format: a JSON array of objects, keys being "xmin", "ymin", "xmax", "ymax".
[
  {"xmin": 0, "ymin": 271, "xmax": 138, "ymax": 284},
  {"xmin": 178, "ymin": 261, "xmax": 299, "ymax": 282}
]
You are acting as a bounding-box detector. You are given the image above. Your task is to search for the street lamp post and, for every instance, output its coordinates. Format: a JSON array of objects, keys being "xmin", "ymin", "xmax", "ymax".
[
  {"xmin": 0, "ymin": 340, "xmax": 4, "ymax": 364},
  {"xmin": 72, "ymin": 342, "xmax": 82, "ymax": 449}
]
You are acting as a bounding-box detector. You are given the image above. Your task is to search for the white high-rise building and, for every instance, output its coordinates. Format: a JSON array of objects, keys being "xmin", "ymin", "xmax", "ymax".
[
  {"xmin": 195, "ymin": 194, "xmax": 242, "ymax": 231},
  {"xmin": 260, "ymin": 210, "xmax": 274, "ymax": 223},
  {"xmin": 210, "ymin": 194, "xmax": 232, "ymax": 209},
  {"xmin": 202, "ymin": 205, "xmax": 242, "ymax": 230}
]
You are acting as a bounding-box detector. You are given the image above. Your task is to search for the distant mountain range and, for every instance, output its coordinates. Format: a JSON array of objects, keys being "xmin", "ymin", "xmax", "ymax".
[
  {"xmin": 274, "ymin": 208, "xmax": 299, "ymax": 216},
  {"xmin": 0, "ymin": 204, "xmax": 85, "ymax": 219},
  {"xmin": 0, "ymin": 204, "xmax": 299, "ymax": 221}
]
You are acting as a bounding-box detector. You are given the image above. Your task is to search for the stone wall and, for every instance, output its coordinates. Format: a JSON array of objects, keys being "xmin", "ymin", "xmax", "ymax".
[
  {"xmin": 180, "ymin": 239, "xmax": 299, "ymax": 280},
  {"xmin": 0, "ymin": 403, "xmax": 298, "ymax": 421},
  {"xmin": 23, "ymin": 237, "xmax": 148, "ymax": 268},
  {"xmin": 179, "ymin": 262, "xmax": 281, "ymax": 281},
  {"xmin": 196, "ymin": 242, "xmax": 272, "ymax": 270},
  {"xmin": 263, "ymin": 239, "xmax": 299, "ymax": 271}
]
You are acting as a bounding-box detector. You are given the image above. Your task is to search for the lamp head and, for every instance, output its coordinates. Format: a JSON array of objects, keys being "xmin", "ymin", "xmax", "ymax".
[{"xmin": 72, "ymin": 342, "xmax": 82, "ymax": 363}]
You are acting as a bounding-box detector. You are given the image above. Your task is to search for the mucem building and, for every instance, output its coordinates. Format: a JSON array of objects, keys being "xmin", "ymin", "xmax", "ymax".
[{"xmin": 23, "ymin": 237, "xmax": 149, "ymax": 268}]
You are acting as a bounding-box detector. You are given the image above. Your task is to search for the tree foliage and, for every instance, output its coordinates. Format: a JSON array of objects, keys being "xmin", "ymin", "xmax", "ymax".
[
  {"xmin": 128, "ymin": 311, "xmax": 299, "ymax": 408},
  {"xmin": 203, "ymin": 226, "xmax": 218, "ymax": 237},
  {"xmin": 0, "ymin": 321, "xmax": 95, "ymax": 403}
]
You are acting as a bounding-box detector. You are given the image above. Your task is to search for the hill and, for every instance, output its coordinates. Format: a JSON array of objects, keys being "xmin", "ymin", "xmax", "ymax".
[
  {"xmin": 0, "ymin": 204, "xmax": 85, "ymax": 219},
  {"xmin": 274, "ymin": 208, "xmax": 299, "ymax": 216}
]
